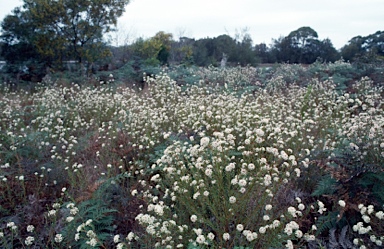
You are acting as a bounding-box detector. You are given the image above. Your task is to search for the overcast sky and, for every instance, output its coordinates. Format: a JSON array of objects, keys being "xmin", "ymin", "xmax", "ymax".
[{"xmin": 1, "ymin": 0, "xmax": 383, "ymax": 49}]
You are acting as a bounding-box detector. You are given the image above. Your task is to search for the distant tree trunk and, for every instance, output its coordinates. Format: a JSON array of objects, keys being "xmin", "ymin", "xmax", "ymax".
[{"xmin": 221, "ymin": 53, "xmax": 228, "ymax": 68}]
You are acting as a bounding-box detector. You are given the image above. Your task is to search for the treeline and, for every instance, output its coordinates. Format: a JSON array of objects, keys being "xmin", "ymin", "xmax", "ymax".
[
  {"xmin": 0, "ymin": 0, "xmax": 383, "ymax": 82},
  {"xmin": 108, "ymin": 27, "xmax": 384, "ymax": 69},
  {"xmin": 112, "ymin": 27, "xmax": 341, "ymax": 68}
]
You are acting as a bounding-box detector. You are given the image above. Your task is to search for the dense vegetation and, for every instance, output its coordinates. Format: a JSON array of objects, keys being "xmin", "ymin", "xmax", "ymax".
[
  {"xmin": 0, "ymin": 61, "xmax": 383, "ymax": 248},
  {"xmin": 1, "ymin": 1, "xmax": 384, "ymax": 248},
  {"xmin": 0, "ymin": 0, "xmax": 383, "ymax": 83}
]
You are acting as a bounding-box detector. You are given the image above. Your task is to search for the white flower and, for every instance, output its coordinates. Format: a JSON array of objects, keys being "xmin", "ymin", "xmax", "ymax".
[
  {"xmin": 298, "ymin": 203, "xmax": 305, "ymax": 210},
  {"xmin": 370, "ymin": 235, "xmax": 376, "ymax": 243},
  {"xmin": 25, "ymin": 236, "xmax": 35, "ymax": 246},
  {"xmin": 286, "ymin": 240, "xmax": 294, "ymax": 249},
  {"xmin": 284, "ymin": 226, "xmax": 293, "ymax": 235},
  {"xmin": 353, "ymin": 238, "xmax": 359, "ymax": 245},
  {"xmin": 207, "ymin": 232, "xmax": 215, "ymax": 240},
  {"xmin": 264, "ymin": 174, "xmax": 272, "ymax": 186},
  {"xmin": 54, "ymin": 234, "xmax": 63, "ymax": 243},
  {"xmin": 70, "ymin": 207, "xmax": 79, "ymax": 215},
  {"xmin": 193, "ymin": 192, "xmax": 200, "ymax": 199},
  {"xmin": 265, "ymin": 204, "xmax": 273, "ymax": 210},
  {"xmin": 238, "ymin": 179, "xmax": 247, "ymax": 187},
  {"xmin": 52, "ymin": 203, "xmax": 61, "ymax": 209},
  {"xmin": 294, "ymin": 168, "xmax": 301, "ymax": 177},
  {"xmin": 48, "ymin": 210, "xmax": 57, "ymax": 217},
  {"xmin": 113, "ymin": 234, "xmax": 120, "ymax": 243},
  {"xmin": 205, "ymin": 168, "xmax": 213, "ymax": 177},
  {"xmin": 27, "ymin": 225, "xmax": 35, "ymax": 232},
  {"xmin": 338, "ymin": 200, "xmax": 346, "ymax": 207},
  {"xmin": 200, "ymin": 137, "xmax": 210, "ymax": 147},
  {"xmin": 295, "ymin": 230, "xmax": 303, "ymax": 238},
  {"xmin": 375, "ymin": 211, "xmax": 384, "ymax": 219},
  {"xmin": 255, "ymin": 129, "xmax": 264, "ymax": 137},
  {"xmin": 87, "ymin": 230, "xmax": 97, "ymax": 238},
  {"xmin": 66, "ymin": 203, "xmax": 75, "ymax": 209},
  {"xmin": 259, "ymin": 226, "xmax": 266, "ymax": 234},
  {"xmin": 116, "ymin": 243, "xmax": 124, "ymax": 249},
  {"xmin": 225, "ymin": 163, "xmax": 236, "ymax": 172},
  {"xmin": 190, "ymin": 215, "xmax": 197, "ymax": 223},
  {"xmin": 367, "ymin": 205, "xmax": 374, "ymax": 214},
  {"xmin": 362, "ymin": 215, "xmax": 370, "ymax": 223},
  {"xmin": 223, "ymin": 233, "xmax": 230, "ymax": 241},
  {"xmin": 248, "ymin": 163, "xmax": 255, "ymax": 170},
  {"xmin": 288, "ymin": 206, "xmax": 297, "ymax": 217},
  {"xmin": 86, "ymin": 238, "xmax": 98, "ymax": 247},
  {"xmin": 305, "ymin": 234, "xmax": 316, "ymax": 241},
  {"xmin": 280, "ymin": 150, "xmax": 289, "ymax": 160},
  {"xmin": 196, "ymin": 234, "xmax": 205, "ymax": 244},
  {"xmin": 246, "ymin": 232, "xmax": 257, "ymax": 241},
  {"xmin": 236, "ymin": 224, "xmax": 244, "ymax": 231},
  {"xmin": 131, "ymin": 189, "xmax": 138, "ymax": 196},
  {"xmin": 126, "ymin": 232, "xmax": 135, "ymax": 241},
  {"xmin": 263, "ymin": 215, "xmax": 270, "ymax": 221},
  {"xmin": 317, "ymin": 200, "xmax": 327, "ymax": 214},
  {"xmin": 66, "ymin": 216, "xmax": 75, "ymax": 222},
  {"xmin": 154, "ymin": 204, "xmax": 164, "ymax": 216},
  {"xmin": 229, "ymin": 196, "xmax": 236, "ymax": 204},
  {"xmin": 272, "ymin": 220, "xmax": 280, "ymax": 228}
]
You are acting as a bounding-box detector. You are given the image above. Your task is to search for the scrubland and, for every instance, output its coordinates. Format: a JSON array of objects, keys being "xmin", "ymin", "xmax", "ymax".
[{"xmin": 0, "ymin": 61, "xmax": 383, "ymax": 248}]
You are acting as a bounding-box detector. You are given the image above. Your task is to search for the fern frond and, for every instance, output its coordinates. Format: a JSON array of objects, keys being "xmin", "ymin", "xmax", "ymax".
[
  {"xmin": 328, "ymin": 228, "xmax": 339, "ymax": 249},
  {"xmin": 316, "ymin": 211, "xmax": 339, "ymax": 235},
  {"xmin": 312, "ymin": 175, "xmax": 338, "ymax": 197},
  {"xmin": 339, "ymin": 226, "xmax": 354, "ymax": 249}
]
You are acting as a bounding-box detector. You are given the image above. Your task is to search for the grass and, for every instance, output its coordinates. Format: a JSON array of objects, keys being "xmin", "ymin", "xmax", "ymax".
[{"xmin": 0, "ymin": 61, "xmax": 383, "ymax": 248}]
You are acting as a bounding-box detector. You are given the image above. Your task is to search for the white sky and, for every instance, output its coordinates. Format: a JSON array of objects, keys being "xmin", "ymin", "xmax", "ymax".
[{"xmin": 1, "ymin": 0, "xmax": 383, "ymax": 49}]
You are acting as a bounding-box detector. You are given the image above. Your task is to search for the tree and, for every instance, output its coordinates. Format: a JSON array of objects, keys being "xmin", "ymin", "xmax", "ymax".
[
  {"xmin": 341, "ymin": 31, "xmax": 384, "ymax": 62},
  {"xmin": 153, "ymin": 31, "xmax": 173, "ymax": 65},
  {"xmin": 192, "ymin": 38, "xmax": 212, "ymax": 66},
  {"xmin": 169, "ymin": 37, "xmax": 194, "ymax": 65},
  {"xmin": 131, "ymin": 31, "xmax": 173, "ymax": 66},
  {"xmin": 270, "ymin": 27, "xmax": 339, "ymax": 64},
  {"xmin": 317, "ymin": 38, "xmax": 340, "ymax": 62},
  {"xmin": 1, "ymin": 0, "xmax": 130, "ymax": 77},
  {"xmin": 254, "ymin": 43, "xmax": 272, "ymax": 63},
  {"xmin": 234, "ymin": 33, "xmax": 257, "ymax": 66},
  {"xmin": 287, "ymin": 26, "xmax": 318, "ymax": 63}
]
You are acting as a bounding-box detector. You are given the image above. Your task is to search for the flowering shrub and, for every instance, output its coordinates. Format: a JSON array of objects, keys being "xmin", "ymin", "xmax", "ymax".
[{"xmin": 0, "ymin": 64, "xmax": 383, "ymax": 248}]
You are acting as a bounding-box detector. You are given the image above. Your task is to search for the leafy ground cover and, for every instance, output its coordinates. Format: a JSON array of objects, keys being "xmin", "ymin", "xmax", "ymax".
[{"xmin": 0, "ymin": 62, "xmax": 383, "ymax": 248}]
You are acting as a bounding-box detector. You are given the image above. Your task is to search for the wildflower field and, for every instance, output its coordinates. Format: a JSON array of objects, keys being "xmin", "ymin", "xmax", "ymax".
[{"xmin": 0, "ymin": 62, "xmax": 383, "ymax": 248}]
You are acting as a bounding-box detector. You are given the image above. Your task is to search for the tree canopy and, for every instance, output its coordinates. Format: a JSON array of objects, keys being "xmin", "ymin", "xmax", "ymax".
[
  {"xmin": 341, "ymin": 31, "xmax": 384, "ymax": 62},
  {"xmin": 270, "ymin": 26, "xmax": 340, "ymax": 64},
  {"xmin": 1, "ymin": 0, "xmax": 130, "ymax": 76}
]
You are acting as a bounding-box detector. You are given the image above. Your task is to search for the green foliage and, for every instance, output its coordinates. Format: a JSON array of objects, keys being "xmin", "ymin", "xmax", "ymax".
[
  {"xmin": 358, "ymin": 173, "xmax": 384, "ymax": 205},
  {"xmin": 341, "ymin": 30, "xmax": 384, "ymax": 62},
  {"xmin": 315, "ymin": 211, "xmax": 340, "ymax": 236},
  {"xmin": 270, "ymin": 26, "xmax": 340, "ymax": 64},
  {"xmin": 1, "ymin": 63, "xmax": 384, "ymax": 248},
  {"xmin": 312, "ymin": 176, "xmax": 338, "ymax": 197},
  {"xmin": 1, "ymin": 0, "xmax": 130, "ymax": 77},
  {"xmin": 62, "ymin": 179, "xmax": 118, "ymax": 248}
]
